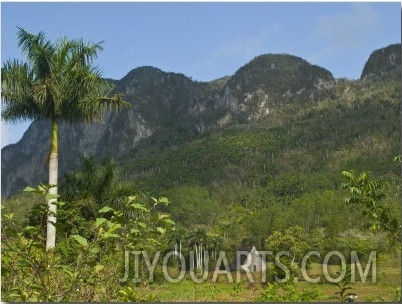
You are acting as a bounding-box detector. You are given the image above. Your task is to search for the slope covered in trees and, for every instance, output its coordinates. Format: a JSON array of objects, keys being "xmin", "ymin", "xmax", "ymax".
[
  {"xmin": 119, "ymin": 76, "xmax": 400, "ymax": 246},
  {"xmin": 2, "ymin": 43, "xmax": 401, "ymax": 302},
  {"xmin": 3, "ymin": 43, "xmax": 400, "ymax": 249}
]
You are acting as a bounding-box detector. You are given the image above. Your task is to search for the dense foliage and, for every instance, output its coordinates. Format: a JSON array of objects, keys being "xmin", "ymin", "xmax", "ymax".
[
  {"xmin": 117, "ymin": 78, "xmax": 400, "ymax": 252},
  {"xmin": 2, "ymin": 40, "xmax": 400, "ymax": 301}
]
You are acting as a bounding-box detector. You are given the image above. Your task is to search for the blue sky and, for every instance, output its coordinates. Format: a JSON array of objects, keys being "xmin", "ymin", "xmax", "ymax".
[{"xmin": 1, "ymin": 1, "xmax": 401, "ymax": 147}]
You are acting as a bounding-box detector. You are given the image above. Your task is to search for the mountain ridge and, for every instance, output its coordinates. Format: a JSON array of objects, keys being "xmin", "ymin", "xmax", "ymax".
[{"xmin": 2, "ymin": 43, "xmax": 400, "ymax": 197}]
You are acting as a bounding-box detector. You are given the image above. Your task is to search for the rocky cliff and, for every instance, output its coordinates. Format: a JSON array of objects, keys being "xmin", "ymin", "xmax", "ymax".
[{"xmin": 361, "ymin": 43, "xmax": 401, "ymax": 81}]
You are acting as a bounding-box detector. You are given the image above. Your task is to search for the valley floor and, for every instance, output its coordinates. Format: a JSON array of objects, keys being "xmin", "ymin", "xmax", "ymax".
[{"xmin": 129, "ymin": 263, "xmax": 401, "ymax": 302}]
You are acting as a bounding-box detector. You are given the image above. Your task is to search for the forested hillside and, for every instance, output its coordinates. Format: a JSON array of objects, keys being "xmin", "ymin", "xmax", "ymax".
[
  {"xmin": 2, "ymin": 43, "xmax": 400, "ymax": 302},
  {"xmin": 3, "ymin": 42, "xmax": 401, "ymax": 252},
  {"xmin": 121, "ymin": 74, "xmax": 400, "ymax": 247}
]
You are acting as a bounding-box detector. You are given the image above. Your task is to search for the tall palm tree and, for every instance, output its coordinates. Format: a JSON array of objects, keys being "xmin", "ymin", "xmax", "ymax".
[{"xmin": 1, "ymin": 27, "xmax": 129, "ymax": 249}]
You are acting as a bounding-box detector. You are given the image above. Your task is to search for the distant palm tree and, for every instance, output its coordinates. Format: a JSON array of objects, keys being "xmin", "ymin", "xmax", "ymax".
[
  {"xmin": 186, "ymin": 227, "xmax": 208, "ymax": 270},
  {"xmin": 206, "ymin": 233, "xmax": 224, "ymax": 260},
  {"xmin": 1, "ymin": 27, "xmax": 129, "ymax": 249}
]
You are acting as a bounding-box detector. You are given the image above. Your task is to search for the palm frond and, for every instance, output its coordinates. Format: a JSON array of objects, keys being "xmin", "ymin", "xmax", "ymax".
[
  {"xmin": 3, "ymin": 27, "xmax": 129, "ymax": 123},
  {"xmin": 54, "ymin": 37, "xmax": 77, "ymax": 72},
  {"xmin": 1, "ymin": 60, "xmax": 41, "ymax": 121},
  {"xmin": 72, "ymin": 39, "xmax": 104, "ymax": 67},
  {"xmin": 17, "ymin": 27, "xmax": 55, "ymax": 79}
]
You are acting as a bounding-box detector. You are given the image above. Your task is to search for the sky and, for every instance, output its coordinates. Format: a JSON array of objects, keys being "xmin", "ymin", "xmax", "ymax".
[{"xmin": 1, "ymin": 1, "xmax": 401, "ymax": 148}]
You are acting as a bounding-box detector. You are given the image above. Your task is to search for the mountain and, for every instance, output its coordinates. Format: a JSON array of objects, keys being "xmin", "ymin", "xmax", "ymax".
[
  {"xmin": 361, "ymin": 43, "xmax": 401, "ymax": 81},
  {"xmin": 1, "ymin": 44, "xmax": 400, "ymax": 197}
]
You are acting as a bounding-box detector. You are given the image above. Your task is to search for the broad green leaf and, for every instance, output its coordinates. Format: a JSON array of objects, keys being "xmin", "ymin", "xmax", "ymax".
[
  {"xmin": 95, "ymin": 217, "xmax": 108, "ymax": 227},
  {"xmin": 130, "ymin": 203, "xmax": 148, "ymax": 212},
  {"xmin": 23, "ymin": 226, "xmax": 38, "ymax": 233},
  {"xmin": 158, "ymin": 214, "xmax": 169, "ymax": 220},
  {"xmin": 158, "ymin": 196, "xmax": 170, "ymax": 204},
  {"xmin": 106, "ymin": 222, "xmax": 122, "ymax": 231},
  {"xmin": 130, "ymin": 228, "xmax": 140, "ymax": 234},
  {"xmin": 156, "ymin": 227, "xmax": 166, "ymax": 235},
  {"xmin": 137, "ymin": 222, "xmax": 147, "ymax": 228},
  {"xmin": 49, "ymin": 200, "xmax": 64, "ymax": 206},
  {"xmin": 45, "ymin": 193, "xmax": 60, "ymax": 201},
  {"xmin": 103, "ymin": 232, "xmax": 120, "ymax": 239},
  {"xmin": 23, "ymin": 186, "xmax": 39, "ymax": 193},
  {"xmin": 90, "ymin": 246, "xmax": 100, "ymax": 254},
  {"xmin": 71, "ymin": 234, "xmax": 88, "ymax": 247},
  {"xmin": 163, "ymin": 218, "xmax": 175, "ymax": 225},
  {"xmin": 98, "ymin": 206, "xmax": 114, "ymax": 213}
]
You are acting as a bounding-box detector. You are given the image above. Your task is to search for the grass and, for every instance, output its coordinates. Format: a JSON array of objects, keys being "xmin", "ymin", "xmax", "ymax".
[
  {"xmin": 130, "ymin": 262, "xmax": 401, "ymax": 302},
  {"xmin": 299, "ymin": 262, "xmax": 401, "ymax": 302}
]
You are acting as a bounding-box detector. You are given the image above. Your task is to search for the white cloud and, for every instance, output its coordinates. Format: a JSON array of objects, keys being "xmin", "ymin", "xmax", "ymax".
[
  {"xmin": 306, "ymin": 3, "xmax": 383, "ymax": 79},
  {"xmin": 311, "ymin": 3, "xmax": 380, "ymax": 59}
]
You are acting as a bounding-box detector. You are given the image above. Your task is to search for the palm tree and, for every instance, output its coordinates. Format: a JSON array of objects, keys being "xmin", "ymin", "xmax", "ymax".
[
  {"xmin": 206, "ymin": 233, "xmax": 224, "ymax": 261},
  {"xmin": 166, "ymin": 226, "xmax": 187, "ymax": 260},
  {"xmin": 1, "ymin": 27, "xmax": 129, "ymax": 249},
  {"xmin": 61, "ymin": 155, "xmax": 139, "ymax": 220},
  {"xmin": 186, "ymin": 227, "xmax": 208, "ymax": 270}
]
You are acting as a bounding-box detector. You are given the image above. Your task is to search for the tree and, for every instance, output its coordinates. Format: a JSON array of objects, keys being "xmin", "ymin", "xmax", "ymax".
[
  {"xmin": 1, "ymin": 27, "xmax": 128, "ymax": 249},
  {"xmin": 266, "ymin": 225, "xmax": 309, "ymax": 266},
  {"xmin": 166, "ymin": 185, "xmax": 220, "ymax": 226},
  {"xmin": 61, "ymin": 155, "xmax": 139, "ymax": 219},
  {"xmin": 341, "ymin": 170, "xmax": 400, "ymax": 242},
  {"xmin": 186, "ymin": 227, "xmax": 208, "ymax": 270},
  {"xmin": 206, "ymin": 233, "xmax": 224, "ymax": 261},
  {"xmin": 23, "ymin": 156, "xmax": 140, "ymax": 239}
]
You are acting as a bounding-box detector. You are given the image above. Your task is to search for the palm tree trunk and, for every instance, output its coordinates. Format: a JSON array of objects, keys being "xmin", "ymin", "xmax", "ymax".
[
  {"xmin": 46, "ymin": 118, "xmax": 58, "ymax": 249},
  {"xmin": 194, "ymin": 244, "xmax": 198, "ymax": 269}
]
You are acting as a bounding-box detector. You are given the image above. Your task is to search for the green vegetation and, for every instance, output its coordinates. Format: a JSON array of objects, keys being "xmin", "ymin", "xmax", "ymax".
[
  {"xmin": 342, "ymin": 169, "xmax": 401, "ymax": 242},
  {"xmin": 117, "ymin": 78, "xmax": 400, "ymax": 258},
  {"xmin": 1, "ymin": 33, "xmax": 400, "ymax": 301},
  {"xmin": 2, "ymin": 184, "xmax": 174, "ymax": 301},
  {"xmin": 361, "ymin": 43, "xmax": 401, "ymax": 81},
  {"xmin": 1, "ymin": 28, "xmax": 128, "ymax": 248}
]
